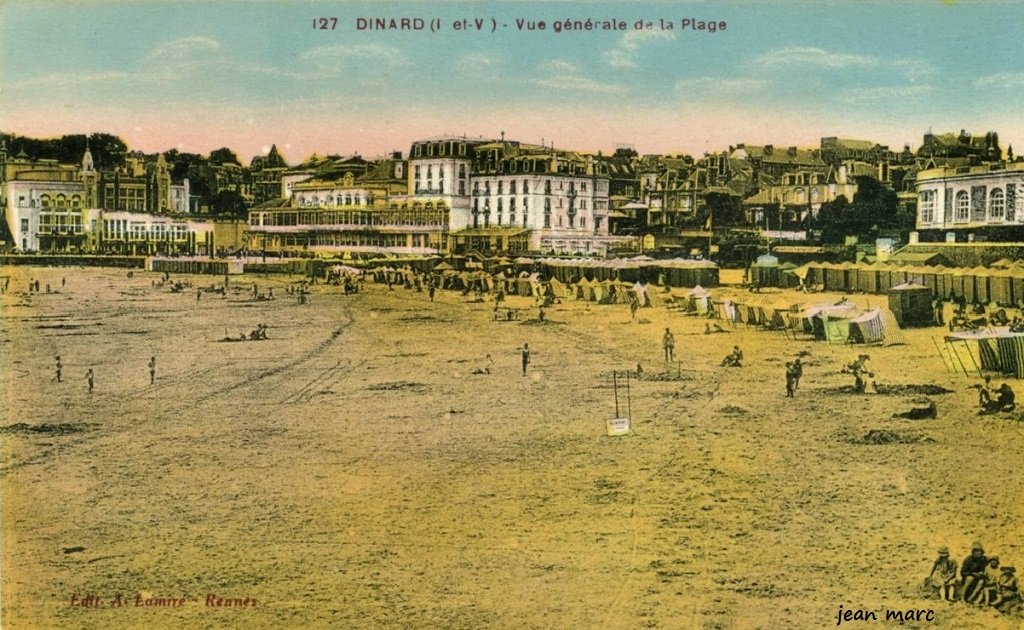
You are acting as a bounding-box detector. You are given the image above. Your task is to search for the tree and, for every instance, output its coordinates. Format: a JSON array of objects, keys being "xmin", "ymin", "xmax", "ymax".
[
  {"xmin": 209, "ymin": 190, "xmax": 248, "ymax": 219},
  {"xmin": 812, "ymin": 176, "xmax": 909, "ymax": 243},
  {"xmin": 208, "ymin": 147, "xmax": 240, "ymax": 166}
]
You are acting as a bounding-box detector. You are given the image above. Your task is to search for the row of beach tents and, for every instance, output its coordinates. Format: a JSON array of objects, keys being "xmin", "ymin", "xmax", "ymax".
[
  {"xmin": 757, "ymin": 259, "xmax": 1024, "ymax": 306},
  {"xmin": 362, "ymin": 256, "xmax": 719, "ymax": 288},
  {"xmin": 714, "ymin": 295, "xmax": 906, "ymax": 345}
]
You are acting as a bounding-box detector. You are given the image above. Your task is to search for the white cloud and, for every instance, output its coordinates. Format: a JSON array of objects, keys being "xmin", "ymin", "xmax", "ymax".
[
  {"xmin": 539, "ymin": 59, "xmax": 579, "ymax": 73},
  {"xmin": 300, "ymin": 44, "xmax": 404, "ymax": 68},
  {"xmin": 456, "ymin": 52, "xmax": 502, "ymax": 77},
  {"xmin": 604, "ymin": 29, "xmax": 675, "ymax": 69},
  {"xmin": 148, "ymin": 36, "xmax": 221, "ymax": 60},
  {"xmin": 974, "ymin": 72, "xmax": 1024, "ymax": 88},
  {"xmin": 892, "ymin": 58, "xmax": 935, "ymax": 82},
  {"xmin": 533, "ymin": 75, "xmax": 626, "ymax": 94},
  {"xmin": 755, "ymin": 46, "xmax": 878, "ymax": 69},
  {"xmin": 674, "ymin": 77, "xmax": 770, "ymax": 94},
  {"xmin": 841, "ymin": 84, "xmax": 935, "ymax": 101},
  {"xmin": 12, "ymin": 71, "xmax": 133, "ymax": 89}
]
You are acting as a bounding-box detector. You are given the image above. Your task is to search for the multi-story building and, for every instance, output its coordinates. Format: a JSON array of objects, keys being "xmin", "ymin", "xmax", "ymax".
[
  {"xmin": 98, "ymin": 211, "xmax": 217, "ymax": 256},
  {"xmin": 246, "ymin": 156, "xmax": 427, "ymax": 255},
  {"xmin": 915, "ymin": 161, "xmax": 1024, "ymax": 233},
  {"xmin": 742, "ymin": 162, "xmax": 866, "ymax": 224},
  {"xmin": 819, "ymin": 137, "xmax": 896, "ymax": 167},
  {"xmin": 917, "ymin": 130, "xmax": 1002, "ymax": 162},
  {"xmin": 463, "ymin": 139, "xmax": 619, "ymax": 255},
  {"xmin": 248, "ymin": 144, "xmax": 288, "ymax": 205},
  {"xmin": 730, "ymin": 144, "xmax": 827, "ymax": 180}
]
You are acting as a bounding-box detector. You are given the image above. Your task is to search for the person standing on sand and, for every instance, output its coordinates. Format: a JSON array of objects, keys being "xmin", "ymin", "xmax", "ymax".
[
  {"xmin": 148, "ymin": 356, "xmax": 157, "ymax": 385},
  {"xmin": 85, "ymin": 368, "xmax": 94, "ymax": 393},
  {"xmin": 55, "ymin": 355, "xmax": 63, "ymax": 383},
  {"xmin": 792, "ymin": 357, "xmax": 803, "ymax": 389},
  {"xmin": 925, "ymin": 546, "xmax": 959, "ymax": 601},
  {"xmin": 662, "ymin": 328, "xmax": 675, "ymax": 362},
  {"xmin": 785, "ymin": 362, "xmax": 797, "ymax": 397},
  {"xmin": 630, "ymin": 298, "xmax": 639, "ymax": 320},
  {"xmin": 521, "ymin": 343, "xmax": 531, "ymax": 377}
]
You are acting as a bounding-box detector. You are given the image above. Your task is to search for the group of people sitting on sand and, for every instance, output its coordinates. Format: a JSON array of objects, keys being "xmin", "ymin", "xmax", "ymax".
[
  {"xmin": 977, "ymin": 376, "xmax": 1016, "ymax": 414},
  {"xmin": 925, "ymin": 542, "xmax": 1020, "ymax": 614}
]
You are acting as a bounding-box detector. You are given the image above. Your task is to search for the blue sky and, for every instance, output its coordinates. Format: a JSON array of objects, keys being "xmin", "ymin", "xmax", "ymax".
[{"xmin": 2, "ymin": 0, "xmax": 1023, "ymax": 162}]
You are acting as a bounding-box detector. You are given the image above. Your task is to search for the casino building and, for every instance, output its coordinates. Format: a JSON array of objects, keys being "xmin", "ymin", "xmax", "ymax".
[{"xmin": 915, "ymin": 161, "xmax": 1024, "ymax": 234}]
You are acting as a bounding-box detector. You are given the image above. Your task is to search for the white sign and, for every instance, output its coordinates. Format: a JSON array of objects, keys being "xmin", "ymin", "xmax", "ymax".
[{"xmin": 606, "ymin": 417, "xmax": 632, "ymax": 437}]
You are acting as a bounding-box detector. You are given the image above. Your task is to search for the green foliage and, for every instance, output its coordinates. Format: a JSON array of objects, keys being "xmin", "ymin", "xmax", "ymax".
[
  {"xmin": 812, "ymin": 177, "xmax": 912, "ymax": 243},
  {"xmin": 209, "ymin": 147, "xmax": 240, "ymax": 166},
  {"xmin": 209, "ymin": 190, "xmax": 248, "ymax": 218},
  {"xmin": 1, "ymin": 132, "xmax": 127, "ymax": 168}
]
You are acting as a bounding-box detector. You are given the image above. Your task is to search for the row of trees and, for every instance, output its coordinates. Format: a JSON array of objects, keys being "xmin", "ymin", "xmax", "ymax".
[
  {"xmin": 2, "ymin": 132, "xmax": 129, "ymax": 169},
  {"xmin": 690, "ymin": 177, "xmax": 914, "ymax": 243}
]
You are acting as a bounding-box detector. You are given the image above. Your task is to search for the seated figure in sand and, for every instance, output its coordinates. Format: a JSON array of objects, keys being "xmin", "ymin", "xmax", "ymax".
[{"xmin": 924, "ymin": 546, "xmax": 958, "ymax": 601}]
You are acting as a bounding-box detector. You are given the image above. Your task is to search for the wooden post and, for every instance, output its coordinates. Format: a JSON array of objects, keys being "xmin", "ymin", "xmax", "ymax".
[{"xmin": 612, "ymin": 371, "xmax": 620, "ymax": 417}]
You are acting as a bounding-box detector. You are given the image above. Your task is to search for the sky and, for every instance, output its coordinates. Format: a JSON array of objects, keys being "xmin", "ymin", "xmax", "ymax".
[{"xmin": 2, "ymin": 0, "xmax": 1023, "ymax": 164}]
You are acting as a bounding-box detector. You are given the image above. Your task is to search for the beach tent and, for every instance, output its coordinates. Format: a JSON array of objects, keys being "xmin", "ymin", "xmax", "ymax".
[
  {"xmin": 632, "ymin": 281, "xmax": 653, "ymax": 307},
  {"xmin": 951, "ymin": 268, "xmax": 976, "ymax": 304},
  {"xmin": 687, "ymin": 285, "xmax": 712, "ymax": 314},
  {"xmin": 972, "ymin": 266, "xmax": 992, "ymax": 304},
  {"xmin": 946, "ymin": 330, "xmax": 1024, "ymax": 378},
  {"xmin": 888, "ymin": 282, "xmax": 934, "ymax": 327},
  {"xmin": 796, "ymin": 302, "xmax": 859, "ymax": 342},
  {"xmin": 847, "ymin": 308, "xmax": 907, "ymax": 345},
  {"xmin": 989, "ymin": 268, "xmax": 1014, "ymax": 306}
]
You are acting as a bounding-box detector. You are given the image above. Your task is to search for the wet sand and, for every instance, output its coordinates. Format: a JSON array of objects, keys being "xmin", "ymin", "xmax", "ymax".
[{"xmin": 1, "ymin": 265, "xmax": 1023, "ymax": 629}]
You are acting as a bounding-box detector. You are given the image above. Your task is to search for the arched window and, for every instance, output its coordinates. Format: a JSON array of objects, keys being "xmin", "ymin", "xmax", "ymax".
[
  {"xmin": 41, "ymin": 194, "xmax": 51, "ymax": 208},
  {"xmin": 955, "ymin": 191, "xmax": 970, "ymax": 222},
  {"xmin": 990, "ymin": 188, "xmax": 1005, "ymax": 221}
]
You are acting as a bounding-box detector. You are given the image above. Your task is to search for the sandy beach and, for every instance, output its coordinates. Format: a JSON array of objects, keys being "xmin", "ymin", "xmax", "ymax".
[{"xmin": 2, "ymin": 265, "xmax": 1023, "ymax": 629}]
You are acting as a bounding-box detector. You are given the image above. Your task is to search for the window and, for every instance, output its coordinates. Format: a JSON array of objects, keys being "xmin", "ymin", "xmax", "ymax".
[
  {"xmin": 21, "ymin": 218, "xmax": 29, "ymax": 232},
  {"xmin": 919, "ymin": 189, "xmax": 936, "ymax": 224},
  {"xmin": 955, "ymin": 191, "xmax": 969, "ymax": 222},
  {"xmin": 498, "ymin": 181, "xmax": 503, "ymax": 195},
  {"xmin": 459, "ymin": 165, "xmax": 466, "ymax": 179},
  {"xmin": 523, "ymin": 180, "xmax": 529, "ymax": 194},
  {"xmin": 990, "ymin": 188, "xmax": 1006, "ymax": 221},
  {"xmin": 510, "ymin": 181, "xmax": 516, "ymax": 195}
]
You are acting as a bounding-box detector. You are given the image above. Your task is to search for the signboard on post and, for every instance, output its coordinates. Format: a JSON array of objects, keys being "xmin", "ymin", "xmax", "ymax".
[
  {"xmin": 608, "ymin": 370, "xmax": 634, "ymax": 436},
  {"xmin": 606, "ymin": 417, "xmax": 632, "ymax": 437}
]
